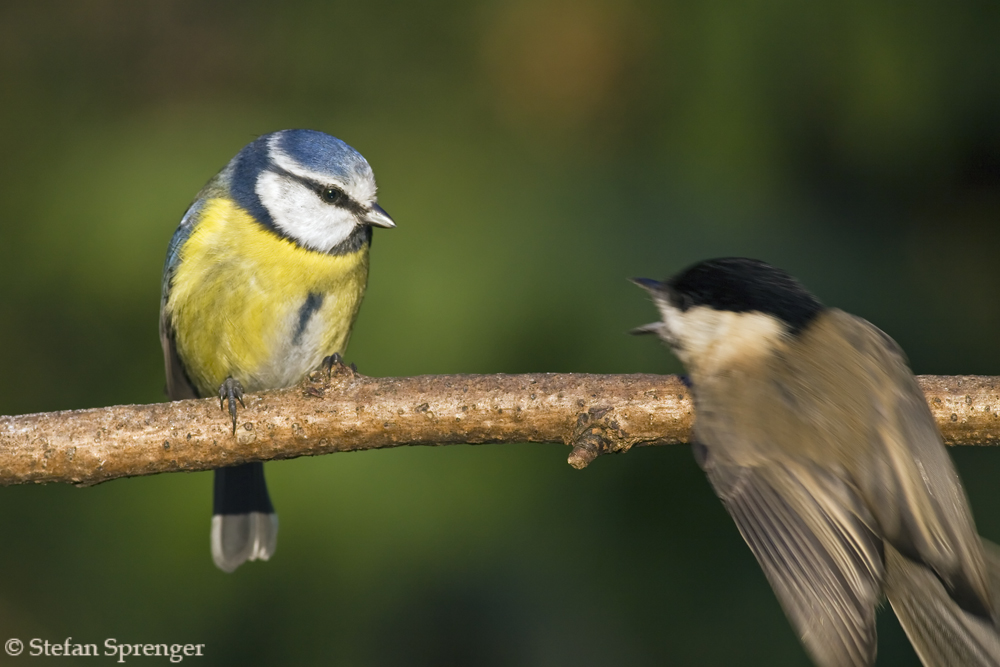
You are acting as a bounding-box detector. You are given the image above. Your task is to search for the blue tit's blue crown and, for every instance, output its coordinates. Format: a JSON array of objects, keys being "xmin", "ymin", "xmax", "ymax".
[
  {"xmin": 222, "ymin": 129, "xmax": 375, "ymax": 235},
  {"xmin": 274, "ymin": 129, "xmax": 373, "ymax": 184}
]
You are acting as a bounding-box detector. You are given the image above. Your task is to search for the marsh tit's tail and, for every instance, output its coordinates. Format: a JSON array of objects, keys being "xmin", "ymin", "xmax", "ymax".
[
  {"xmin": 885, "ymin": 540, "xmax": 1000, "ymax": 666},
  {"xmin": 211, "ymin": 462, "xmax": 278, "ymax": 573}
]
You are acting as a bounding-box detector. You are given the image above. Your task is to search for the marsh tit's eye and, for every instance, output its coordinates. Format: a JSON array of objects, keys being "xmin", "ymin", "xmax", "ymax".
[
  {"xmin": 671, "ymin": 291, "xmax": 694, "ymax": 311},
  {"xmin": 320, "ymin": 186, "xmax": 346, "ymax": 205}
]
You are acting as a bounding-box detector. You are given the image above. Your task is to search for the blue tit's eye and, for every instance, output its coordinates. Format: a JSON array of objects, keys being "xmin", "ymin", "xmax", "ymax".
[{"xmin": 320, "ymin": 186, "xmax": 345, "ymax": 205}]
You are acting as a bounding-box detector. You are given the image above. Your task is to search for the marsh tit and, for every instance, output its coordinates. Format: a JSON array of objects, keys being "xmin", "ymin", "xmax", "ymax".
[{"xmin": 633, "ymin": 257, "xmax": 1000, "ymax": 666}]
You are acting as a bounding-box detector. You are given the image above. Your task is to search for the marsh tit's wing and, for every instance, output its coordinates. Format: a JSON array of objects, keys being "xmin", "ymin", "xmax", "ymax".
[
  {"xmin": 705, "ymin": 457, "xmax": 884, "ymax": 667},
  {"xmin": 834, "ymin": 312, "xmax": 992, "ymax": 619}
]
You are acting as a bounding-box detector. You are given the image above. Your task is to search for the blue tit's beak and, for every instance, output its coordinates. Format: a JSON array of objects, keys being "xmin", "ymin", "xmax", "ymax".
[
  {"xmin": 363, "ymin": 203, "xmax": 396, "ymax": 228},
  {"xmin": 630, "ymin": 277, "xmax": 663, "ymax": 292}
]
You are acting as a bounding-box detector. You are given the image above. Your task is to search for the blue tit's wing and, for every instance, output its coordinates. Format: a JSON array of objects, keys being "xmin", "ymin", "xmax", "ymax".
[
  {"xmin": 704, "ymin": 456, "xmax": 884, "ymax": 667},
  {"xmin": 161, "ymin": 317, "xmax": 197, "ymax": 400},
  {"xmin": 159, "ymin": 199, "xmax": 205, "ymax": 401}
]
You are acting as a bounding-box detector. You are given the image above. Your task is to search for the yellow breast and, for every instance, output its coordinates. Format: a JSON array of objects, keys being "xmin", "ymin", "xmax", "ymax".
[{"xmin": 165, "ymin": 197, "xmax": 369, "ymax": 396}]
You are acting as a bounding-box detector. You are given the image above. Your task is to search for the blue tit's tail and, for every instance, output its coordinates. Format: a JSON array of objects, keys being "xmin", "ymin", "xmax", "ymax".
[
  {"xmin": 211, "ymin": 462, "xmax": 278, "ymax": 573},
  {"xmin": 885, "ymin": 540, "xmax": 1000, "ymax": 666}
]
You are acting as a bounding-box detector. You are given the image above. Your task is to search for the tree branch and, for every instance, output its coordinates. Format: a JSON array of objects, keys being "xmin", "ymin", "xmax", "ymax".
[{"xmin": 1, "ymin": 368, "xmax": 999, "ymax": 486}]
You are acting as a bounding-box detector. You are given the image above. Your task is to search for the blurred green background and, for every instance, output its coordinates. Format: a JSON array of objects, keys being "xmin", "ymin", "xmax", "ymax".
[{"xmin": 2, "ymin": 1, "xmax": 1000, "ymax": 664}]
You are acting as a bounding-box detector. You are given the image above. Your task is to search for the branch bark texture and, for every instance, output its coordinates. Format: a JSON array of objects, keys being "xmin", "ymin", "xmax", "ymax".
[{"xmin": 1, "ymin": 370, "xmax": 999, "ymax": 487}]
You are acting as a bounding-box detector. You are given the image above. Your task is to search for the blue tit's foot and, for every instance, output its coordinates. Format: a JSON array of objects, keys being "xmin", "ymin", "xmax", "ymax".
[
  {"xmin": 218, "ymin": 377, "xmax": 245, "ymax": 434},
  {"xmin": 679, "ymin": 375, "xmax": 692, "ymax": 389},
  {"xmin": 322, "ymin": 352, "xmax": 344, "ymax": 376},
  {"xmin": 321, "ymin": 353, "xmax": 358, "ymax": 378}
]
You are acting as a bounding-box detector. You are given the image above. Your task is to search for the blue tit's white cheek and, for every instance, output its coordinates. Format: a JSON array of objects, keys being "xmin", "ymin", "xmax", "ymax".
[
  {"xmin": 255, "ymin": 171, "xmax": 358, "ymax": 253},
  {"xmin": 269, "ymin": 138, "xmax": 377, "ymax": 205}
]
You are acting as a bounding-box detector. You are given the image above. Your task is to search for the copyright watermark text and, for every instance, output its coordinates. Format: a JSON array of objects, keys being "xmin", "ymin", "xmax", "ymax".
[{"xmin": 4, "ymin": 638, "xmax": 205, "ymax": 663}]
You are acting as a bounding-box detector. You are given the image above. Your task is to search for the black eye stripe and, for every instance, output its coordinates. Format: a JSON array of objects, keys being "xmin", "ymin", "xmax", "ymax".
[{"xmin": 267, "ymin": 165, "xmax": 365, "ymax": 215}]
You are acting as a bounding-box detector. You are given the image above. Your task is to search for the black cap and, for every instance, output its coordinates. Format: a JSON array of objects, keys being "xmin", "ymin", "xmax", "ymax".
[{"xmin": 664, "ymin": 258, "xmax": 824, "ymax": 335}]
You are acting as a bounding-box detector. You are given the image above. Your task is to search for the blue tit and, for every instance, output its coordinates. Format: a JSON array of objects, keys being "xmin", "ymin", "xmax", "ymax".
[
  {"xmin": 633, "ymin": 258, "xmax": 1000, "ymax": 667},
  {"xmin": 160, "ymin": 129, "xmax": 395, "ymax": 573}
]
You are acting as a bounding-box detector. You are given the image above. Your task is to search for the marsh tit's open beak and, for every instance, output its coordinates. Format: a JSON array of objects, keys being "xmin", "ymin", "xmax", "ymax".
[
  {"xmin": 630, "ymin": 277, "xmax": 665, "ymax": 292},
  {"xmin": 630, "ymin": 322, "xmax": 665, "ymax": 336}
]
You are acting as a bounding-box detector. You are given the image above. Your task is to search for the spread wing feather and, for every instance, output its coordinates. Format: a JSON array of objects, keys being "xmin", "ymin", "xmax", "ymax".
[
  {"xmin": 706, "ymin": 460, "xmax": 884, "ymax": 667},
  {"xmin": 835, "ymin": 312, "xmax": 992, "ymax": 618}
]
